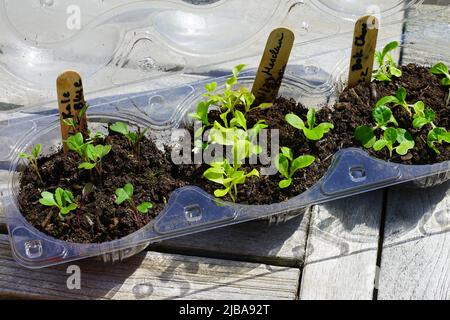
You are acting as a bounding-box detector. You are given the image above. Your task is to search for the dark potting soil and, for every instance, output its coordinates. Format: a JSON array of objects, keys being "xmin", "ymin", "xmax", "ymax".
[
  {"xmin": 18, "ymin": 133, "xmax": 187, "ymax": 243},
  {"xmin": 18, "ymin": 63, "xmax": 450, "ymax": 243}
]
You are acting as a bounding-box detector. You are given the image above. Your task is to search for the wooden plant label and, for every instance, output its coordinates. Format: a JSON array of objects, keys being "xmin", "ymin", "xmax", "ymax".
[
  {"xmin": 57, "ymin": 70, "xmax": 88, "ymax": 152},
  {"xmin": 251, "ymin": 27, "xmax": 295, "ymax": 103},
  {"xmin": 348, "ymin": 15, "xmax": 379, "ymax": 88}
]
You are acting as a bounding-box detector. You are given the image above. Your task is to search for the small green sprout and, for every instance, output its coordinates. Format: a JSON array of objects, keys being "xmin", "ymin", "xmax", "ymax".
[
  {"xmin": 39, "ymin": 188, "xmax": 78, "ymax": 217},
  {"xmin": 373, "ymin": 41, "xmax": 402, "ymax": 82},
  {"xmin": 430, "ymin": 62, "xmax": 450, "ymax": 87},
  {"xmin": 427, "ymin": 127, "xmax": 450, "ymax": 155},
  {"xmin": 411, "ymin": 101, "xmax": 436, "ymax": 129},
  {"xmin": 375, "ymin": 87, "xmax": 418, "ymax": 116},
  {"xmin": 66, "ymin": 132, "xmax": 111, "ymax": 175},
  {"xmin": 115, "ymin": 183, "xmax": 153, "ymax": 216},
  {"xmin": 275, "ymin": 147, "xmax": 315, "ymax": 189},
  {"xmin": 203, "ymin": 135, "xmax": 259, "ymax": 202},
  {"xmin": 355, "ymin": 105, "xmax": 414, "ymax": 157},
  {"xmin": 189, "ymin": 65, "xmax": 272, "ymax": 130},
  {"xmin": 203, "ymin": 159, "xmax": 259, "ymax": 202},
  {"xmin": 285, "ymin": 108, "xmax": 334, "ymax": 141},
  {"xmin": 62, "ymin": 104, "xmax": 89, "ymax": 130},
  {"xmin": 110, "ymin": 122, "xmax": 148, "ymax": 158},
  {"xmin": 372, "ymin": 128, "xmax": 415, "ymax": 157},
  {"xmin": 19, "ymin": 144, "xmax": 44, "ymax": 184},
  {"xmin": 78, "ymin": 144, "xmax": 111, "ymax": 175}
]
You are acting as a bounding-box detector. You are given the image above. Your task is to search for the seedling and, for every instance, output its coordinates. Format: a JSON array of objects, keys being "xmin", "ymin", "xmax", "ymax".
[
  {"xmin": 285, "ymin": 108, "xmax": 334, "ymax": 141},
  {"xmin": 203, "ymin": 136, "xmax": 259, "ymax": 202},
  {"xmin": 19, "ymin": 144, "xmax": 44, "ymax": 184},
  {"xmin": 430, "ymin": 62, "xmax": 450, "ymax": 107},
  {"xmin": 66, "ymin": 132, "xmax": 111, "ymax": 175},
  {"xmin": 355, "ymin": 106, "xmax": 414, "ymax": 157},
  {"xmin": 190, "ymin": 65, "xmax": 272, "ymax": 130},
  {"xmin": 411, "ymin": 101, "xmax": 436, "ymax": 129},
  {"xmin": 62, "ymin": 104, "xmax": 89, "ymax": 130},
  {"xmin": 110, "ymin": 122, "xmax": 148, "ymax": 158},
  {"xmin": 275, "ymin": 147, "xmax": 315, "ymax": 188},
  {"xmin": 39, "ymin": 187, "xmax": 78, "ymax": 217},
  {"xmin": 430, "ymin": 62, "xmax": 450, "ymax": 87},
  {"xmin": 373, "ymin": 41, "xmax": 402, "ymax": 82},
  {"xmin": 114, "ymin": 183, "xmax": 153, "ymax": 223},
  {"xmin": 427, "ymin": 127, "xmax": 450, "ymax": 155},
  {"xmin": 375, "ymin": 87, "xmax": 415, "ymax": 115}
]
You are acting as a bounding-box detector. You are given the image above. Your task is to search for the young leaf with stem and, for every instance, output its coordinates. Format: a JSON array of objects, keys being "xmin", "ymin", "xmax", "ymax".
[
  {"xmin": 373, "ymin": 41, "xmax": 402, "ymax": 82},
  {"xmin": 114, "ymin": 183, "xmax": 153, "ymax": 224},
  {"xmin": 427, "ymin": 127, "xmax": 450, "ymax": 155},
  {"xmin": 39, "ymin": 187, "xmax": 78, "ymax": 217},
  {"xmin": 203, "ymin": 136, "xmax": 259, "ymax": 202},
  {"xmin": 430, "ymin": 62, "xmax": 450, "ymax": 107},
  {"xmin": 275, "ymin": 147, "xmax": 315, "ymax": 189},
  {"xmin": 19, "ymin": 144, "xmax": 44, "ymax": 184},
  {"xmin": 66, "ymin": 132, "xmax": 111, "ymax": 176},
  {"xmin": 355, "ymin": 105, "xmax": 414, "ymax": 157},
  {"xmin": 411, "ymin": 101, "xmax": 436, "ymax": 129},
  {"xmin": 109, "ymin": 122, "xmax": 148, "ymax": 159},
  {"xmin": 375, "ymin": 87, "xmax": 414, "ymax": 115},
  {"xmin": 285, "ymin": 108, "xmax": 334, "ymax": 141}
]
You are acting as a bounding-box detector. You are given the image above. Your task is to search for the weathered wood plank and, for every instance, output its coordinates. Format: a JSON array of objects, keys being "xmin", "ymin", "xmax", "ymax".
[
  {"xmin": 0, "ymin": 234, "xmax": 300, "ymax": 300},
  {"xmin": 299, "ymin": 191, "xmax": 384, "ymax": 300},
  {"xmin": 377, "ymin": 183, "xmax": 450, "ymax": 300},
  {"xmin": 151, "ymin": 211, "xmax": 310, "ymax": 267}
]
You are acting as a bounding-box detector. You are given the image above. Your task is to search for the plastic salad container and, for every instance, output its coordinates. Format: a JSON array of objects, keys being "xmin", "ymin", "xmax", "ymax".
[{"xmin": 0, "ymin": 1, "xmax": 449, "ymax": 268}]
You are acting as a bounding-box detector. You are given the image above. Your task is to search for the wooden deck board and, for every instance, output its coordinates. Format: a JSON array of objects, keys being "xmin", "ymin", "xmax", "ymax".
[
  {"xmin": 0, "ymin": 234, "xmax": 300, "ymax": 300},
  {"xmin": 378, "ymin": 183, "xmax": 450, "ymax": 300},
  {"xmin": 299, "ymin": 191, "xmax": 384, "ymax": 300}
]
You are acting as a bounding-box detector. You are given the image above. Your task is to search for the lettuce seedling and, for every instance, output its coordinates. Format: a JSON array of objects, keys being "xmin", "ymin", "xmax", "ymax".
[
  {"xmin": 375, "ymin": 87, "xmax": 414, "ymax": 115},
  {"xmin": 115, "ymin": 183, "xmax": 153, "ymax": 216},
  {"xmin": 430, "ymin": 62, "xmax": 450, "ymax": 87},
  {"xmin": 372, "ymin": 128, "xmax": 415, "ymax": 157},
  {"xmin": 203, "ymin": 159, "xmax": 259, "ymax": 202},
  {"xmin": 411, "ymin": 101, "xmax": 436, "ymax": 129},
  {"xmin": 19, "ymin": 144, "xmax": 44, "ymax": 184},
  {"xmin": 203, "ymin": 136, "xmax": 259, "ymax": 202},
  {"xmin": 39, "ymin": 187, "xmax": 78, "ymax": 217},
  {"xmin": 427, "ymin": 127, "xmax": 450, "ymax": 155},
  {"xmin": 275, "ymin": 147, "xmax": 315, "ymax": 188},
  {"xmin": 285, "ymin": 108, "xmax": 334, "ymax": 141},
  {"xmin": 355, "ymin": 104, "xmax": 414, "ymax": 157},
  {"xmin": 110, "ymin": 122, "xmax": 148, "ymax": 158},
  {"xmin": 373, "ymin": 41, "xmax": 402, "ymax": 82}
]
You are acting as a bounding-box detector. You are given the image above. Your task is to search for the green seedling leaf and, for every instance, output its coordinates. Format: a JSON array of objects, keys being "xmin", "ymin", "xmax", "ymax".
[
  {"xmin": 286, "ymin": 109, "xmax": 333, "ymax": 141},
  {"xmin": 275, "ymin": 147, "xmax": 315, "ymax": 189},
  {"xmin": 279, "ymin": 178, "xmax": 292, "ymax": 189},
  {"xmin": 39, "ymin": 188, "xmax": 78, "ymax": 216},
  {"xmin": 137, "ymin": 202, "xmax": 153, "ymax": 214},
  {"xmin": 430, "ymin": 62, "xmax": 450, "ymax": 87},
  {"xmin": 205, "ymin": 82, "xmax": 217, "ymax": 93},
  {"xmin": 355, "ymin": 126, "xmax": 376, "ymax": 148},
  {"xmin": 115, "ymin": 188, "xmax": 130, "ymax": 205},
  {"xmin": 110, "ymin": 121, "xmax": 129, "ymax": 136},
  {"xmin": 124, "ymin": 183, "xmax": 134, "ymax": 198},
  {"xmin": 285, "ymin": 113, "xmax": 305, "ymax": 130},
  {"xmin": 39, "ymin": 191, "xmax": 57, "ymax": 207},
  {"xmin": 373, "ymin": 41, "xmax": 402, "ymax": 82},
  {"xmin": 306, "ymin": 109, "xmax": 316, "ymax": 129}
]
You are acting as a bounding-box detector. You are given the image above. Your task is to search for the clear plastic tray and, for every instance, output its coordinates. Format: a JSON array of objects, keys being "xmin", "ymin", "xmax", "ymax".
[
  {"xmin": 1, "ymin": 0, "xmax": 447, "ymax": 106},
  {"xmin": 0, "ymin": 1, "xmax": 449, "ymax": 268}
]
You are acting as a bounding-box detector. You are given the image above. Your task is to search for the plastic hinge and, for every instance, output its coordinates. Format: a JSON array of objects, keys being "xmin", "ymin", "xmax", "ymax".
[
  {"xmin": 153, "ymin": 187, "xmax": 237, "ymax": 235},
  {"xmin": 320, "ymin": 148, "xmax": 401, "ymax": 196}
]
